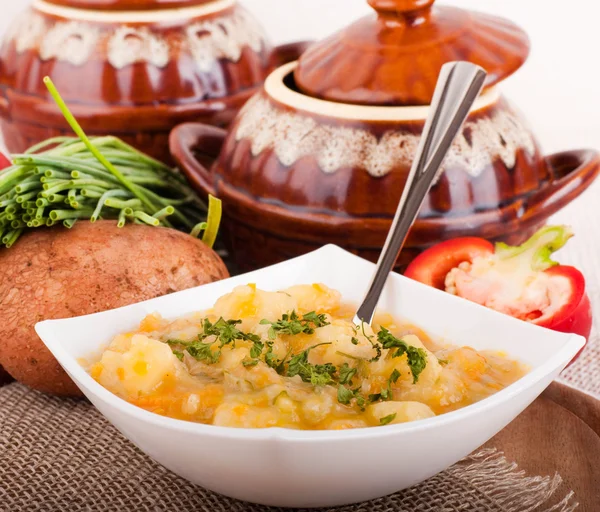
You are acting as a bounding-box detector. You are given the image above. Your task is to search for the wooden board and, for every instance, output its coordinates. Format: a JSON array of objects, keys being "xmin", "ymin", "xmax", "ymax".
[{"xmin": 485, "ymin": 382, "xmax": 600, "ymax": 511}]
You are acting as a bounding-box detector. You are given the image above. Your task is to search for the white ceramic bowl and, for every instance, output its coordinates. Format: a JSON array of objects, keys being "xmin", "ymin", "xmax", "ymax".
[{"xmin": 35, "ymin": 245, "xmax": 584, "ymax": 508}]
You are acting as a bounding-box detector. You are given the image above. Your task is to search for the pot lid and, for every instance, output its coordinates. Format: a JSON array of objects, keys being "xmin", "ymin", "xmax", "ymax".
[
  {"xmin": 294, "ymin": 0, "xmax": 530, "ymax": 106},
  {"xmin": 41, "ymin": 0, "xmax": 219, "ymax": 10}
]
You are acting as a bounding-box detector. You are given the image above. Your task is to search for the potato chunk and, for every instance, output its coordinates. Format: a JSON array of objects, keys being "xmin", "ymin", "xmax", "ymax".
[
  {"xmin": 367, "ymin": 401, "xmax": 435, "ymax": 425},
  {"xmin": 370, "ymin": 334, "xmax": 442, "ymax": 386},
  {"xmin": 212, "ymin": 285, "xmax": 297, "ymax": 326},
  {"xmin": 309, "ymin": 321, "xmax": 377, "ymax": 366},
  {"xmin": 284, "ymin": 284, "xmax": 341, "ymax": 314},
  {"xmin": 94, "ymin": 334, "xmax": 177, "ymax": 398},
  {"xmin": 213, "ymin": 403, "xmax": 285, "ymax": 428}
]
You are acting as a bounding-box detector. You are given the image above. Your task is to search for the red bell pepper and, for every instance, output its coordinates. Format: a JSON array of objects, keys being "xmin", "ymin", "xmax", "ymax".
[
  {"xmin": 0, "ymin": 151, "xmax": 10, "ymax": 171},
  {"xmin": 405, "ymin": 226, "xmax": 592, "ymax": 344}
]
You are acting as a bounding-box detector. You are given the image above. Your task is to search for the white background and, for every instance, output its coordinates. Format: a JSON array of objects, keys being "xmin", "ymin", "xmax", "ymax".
[{"xmin": 1, "ymin": 0, "xmax": 598, "ymax": 154}]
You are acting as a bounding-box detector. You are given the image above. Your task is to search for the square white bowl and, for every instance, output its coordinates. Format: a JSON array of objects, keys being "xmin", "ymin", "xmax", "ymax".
[{"xmin": 35, "ymin": 245, "xmax": 584, "ymax": 508}]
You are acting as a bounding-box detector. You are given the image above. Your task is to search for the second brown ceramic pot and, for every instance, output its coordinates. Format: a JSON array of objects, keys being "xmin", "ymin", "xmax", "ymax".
[
  {"xmin": 170, "ymin": 62, "xmax": 600, "ymax": 272},
  {"xmin": 0, "ymin": 0, "xmax": 309, "ymax": 163}
]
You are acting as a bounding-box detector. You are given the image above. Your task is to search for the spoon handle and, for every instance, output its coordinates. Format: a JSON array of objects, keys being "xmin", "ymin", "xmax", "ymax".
[{"xmin": 353, "ymin": 61, "xmax": 487, "ymax": 325}]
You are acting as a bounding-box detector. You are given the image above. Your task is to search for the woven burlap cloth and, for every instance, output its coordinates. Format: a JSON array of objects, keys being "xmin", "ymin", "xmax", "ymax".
[
  {"xmin": 3, "ymin": 381, "xmax": 598, "ymax": 512},
  {"xmin": 1, "ymin": 184, "xmax": 600, "ymax": 511}
]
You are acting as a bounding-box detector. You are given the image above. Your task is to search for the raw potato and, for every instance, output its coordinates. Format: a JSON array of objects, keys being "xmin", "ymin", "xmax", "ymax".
[{"xmin": 0, "ymin": 221, "xmax": 229, "ymax": 396}]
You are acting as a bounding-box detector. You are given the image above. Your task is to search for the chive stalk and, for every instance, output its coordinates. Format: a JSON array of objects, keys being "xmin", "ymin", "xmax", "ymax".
[
  {"xmin": 201, "ymin": 195, "xmax": 222, "ymax": 248},
  {"xmin": 0, "ymin": 80, "xmax": 221, "ymax": 248}
]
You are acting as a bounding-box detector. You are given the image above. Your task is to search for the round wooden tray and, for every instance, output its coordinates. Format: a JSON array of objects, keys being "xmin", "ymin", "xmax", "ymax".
[{"xmin": 483, "ymin": 381, "xmax": 600, "ymax": 511}]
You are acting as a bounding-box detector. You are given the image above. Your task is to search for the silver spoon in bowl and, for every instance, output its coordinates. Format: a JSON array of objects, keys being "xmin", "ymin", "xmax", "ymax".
[{"xmin": 353, "ymin": 61, "xmax": 487, "ymax": 326}]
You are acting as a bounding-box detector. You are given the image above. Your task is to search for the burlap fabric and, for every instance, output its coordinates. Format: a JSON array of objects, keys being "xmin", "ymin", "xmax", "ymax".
[
  {"xmin": 0, "ymin": 165, "xmax": 599, "ymax": 511},
  {"xmin": 0, "ymin": 382, "xmax": 589, "ymax": 512}
]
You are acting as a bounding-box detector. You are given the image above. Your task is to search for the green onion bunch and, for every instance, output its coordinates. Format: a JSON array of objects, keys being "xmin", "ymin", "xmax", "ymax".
[{"xmin": 0, "ymin": 77, "xmax": 221, "ymax": 249}]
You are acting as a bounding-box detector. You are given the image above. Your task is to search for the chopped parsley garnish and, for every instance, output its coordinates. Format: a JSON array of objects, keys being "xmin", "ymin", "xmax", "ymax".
[
  {"xmin": 338, "ymin": 363, "xmax": 357, "ymax": 385},
  {"xmin": 368, "ymin": 368, "xmax": 401, "ymax": 403},
  {"xmin": 389, "ymin": 368, "xmax": 401, "ymax": 384},
  {"xmin": 287, "ymin": 343, "xmax": 336, "ymax": 386},
  {"xmin": 260, "ymin": 311, "xmax": 330, "ymax": 340},
  {"xmin": 249, "ymin": 339, "xmax": 264, "ymax": 359},
  {"xmin": 337, "ymin": 385, "xmax": 366, "ymax": 409},
  {"xmin": 166, "ymin": 338, "xmax": 220, "ymax": 364},
  {"xmin": 167, "ymin": 317, "xmax": 264, "ymax": 365},
  {"xmin": 379, "ymin": 413, "xmax": 397, "ymax": 426},
  {"xmin": 166, "ymin": 313, "xmax": 428, "ymax": 417},
  {"xmin": 337, "ymin": 385, "xmax": 356, "ymax": 405},
  {"xmin": 368, "ymin": 388, "xmax": 390, "ymax": 403},
  {"xmin": 188, "ymin": 341, "xmax": 221, "ymax": 364},
  {"xmin": 377, "ymin": 327, "xmax": 428, "ymax": 383},
  {"xmin": 264, "ymin": 341, "xmax": 290, "ymax": 374},
  {"xmin": 358, "ymin": 321, "xmax": 382, "ymax": 362},
  {"xmin": 201, "ymin": 318, "xmax": 261, "ymax": 347}
]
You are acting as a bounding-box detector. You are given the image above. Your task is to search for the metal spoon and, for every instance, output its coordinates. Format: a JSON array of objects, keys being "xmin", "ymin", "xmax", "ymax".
[{"xmin": 353, "ymin": 61, "xmax": 487, "ymax": 326}]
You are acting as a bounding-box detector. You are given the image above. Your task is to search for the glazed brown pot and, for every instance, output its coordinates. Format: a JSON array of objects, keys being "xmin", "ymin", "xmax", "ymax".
[
  {"xmin": 169, "ymin": 0, "xmax": 600, "ymax": 272},
  {"xmin": 0, "ymin": 0, "xmax": 309, "ymax": 164},
  {"xmin": 170, "ymin": 125, "xmax": 600, "ymax": 273}
]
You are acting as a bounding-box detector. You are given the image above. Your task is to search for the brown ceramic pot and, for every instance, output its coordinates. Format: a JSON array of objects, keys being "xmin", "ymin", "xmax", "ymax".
[
  {"xmin": 0, "ymin": 0, "xmax": 309, "ymax": 164},
  {"xmin": 169, "ymin": 0, "xmax": 600, "ymax": 272}
]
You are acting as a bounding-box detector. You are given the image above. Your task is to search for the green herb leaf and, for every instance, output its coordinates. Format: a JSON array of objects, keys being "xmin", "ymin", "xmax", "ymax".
[
  {"xmin": 199, "ymin": 317, "xmax": 263, "ymax": 351},
  {"xmin": 337, "ymin": 385, "xmax": 356, "ymax": 405},
  {"xmin": 167, "ymin": 318, "xmax": 265, "ymax": 365},
  {"xmin": 339, "ymin": 363, "xmax": 357, "ymax": 385},
  {"xmin": 249, "ymin": 340, "xmax": 264, "ymax": 359},
  {"xmin": 242, "ymin": 358, "xmax": 259, "ymax": 368},
  {"xmin": 368, "ymin": 386, "xmax": 391, "ymax": 403},
  {"xmin": 310, "ymin": 364, "xmax": 338, "ymax": 386},
  {"xmin": 389, "ymin": 368, "xmax": 401, "ymax": 384},
  {"xmin": 368, "ymin": 369, "xmax": 400, "ymax": 404},
  {"xmin": 355, "ymin": 394, "xmax": 366, "ymax": 409},
  {"xmin": 337, "ymin": 385, "xmax": 367, "ymax": 410},
  {"xmin": 187, "ymin": 342, "xmax": 220, "ymax": 364},
  {"xmin": 264, "ymin": 342, "xmax": 290, "ymax": 375},
  {"xmin": 377, "ymin": 327, "xmax": 428, "ymax": 383},
  {"xmin": 358, "ymin": 321, "xmax": 383, "ymax": 362},
  {"xmin": 260, "ymin": 311, "xmax": 330, "ymax": 339},
  {"xmin": 301, "ymin": 311, "xmax": 330, "ymax": 328},
  {"xmin": 287, "ymin": 343, "xmax": 335, "ymax": 386},
  {"xmin": 379, "ymin": 413, "xmax": 397, "ymax": 426},
  {"xmin": 166, "ymin": 338, "xmax": 219, "ymax": 364}
]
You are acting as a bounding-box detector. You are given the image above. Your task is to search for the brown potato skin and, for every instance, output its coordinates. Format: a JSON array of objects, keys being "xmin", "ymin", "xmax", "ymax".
[{"xmin": 0, "ymin": 221, "xmax": 229, "ymax": 397}]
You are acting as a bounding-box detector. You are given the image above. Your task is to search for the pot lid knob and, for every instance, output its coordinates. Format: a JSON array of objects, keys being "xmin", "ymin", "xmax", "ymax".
[{"xmin": 367, "ymin": 0, "xmax": 434, "ymax": 16}]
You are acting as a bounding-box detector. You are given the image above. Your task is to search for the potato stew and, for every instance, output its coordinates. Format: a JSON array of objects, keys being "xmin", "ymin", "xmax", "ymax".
[{"xmin": 90, "ymin": 284, "xmax": 528, "ymax": 429}]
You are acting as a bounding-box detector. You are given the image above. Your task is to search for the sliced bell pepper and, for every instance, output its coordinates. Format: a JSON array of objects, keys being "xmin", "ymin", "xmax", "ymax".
[
  {"xmin": 405, "ymin": 226, "xmax": 592, "ymax": 345},
  {"xmin": 0, "ymin": 151, "xmax": 10, "ymax": 170}
]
